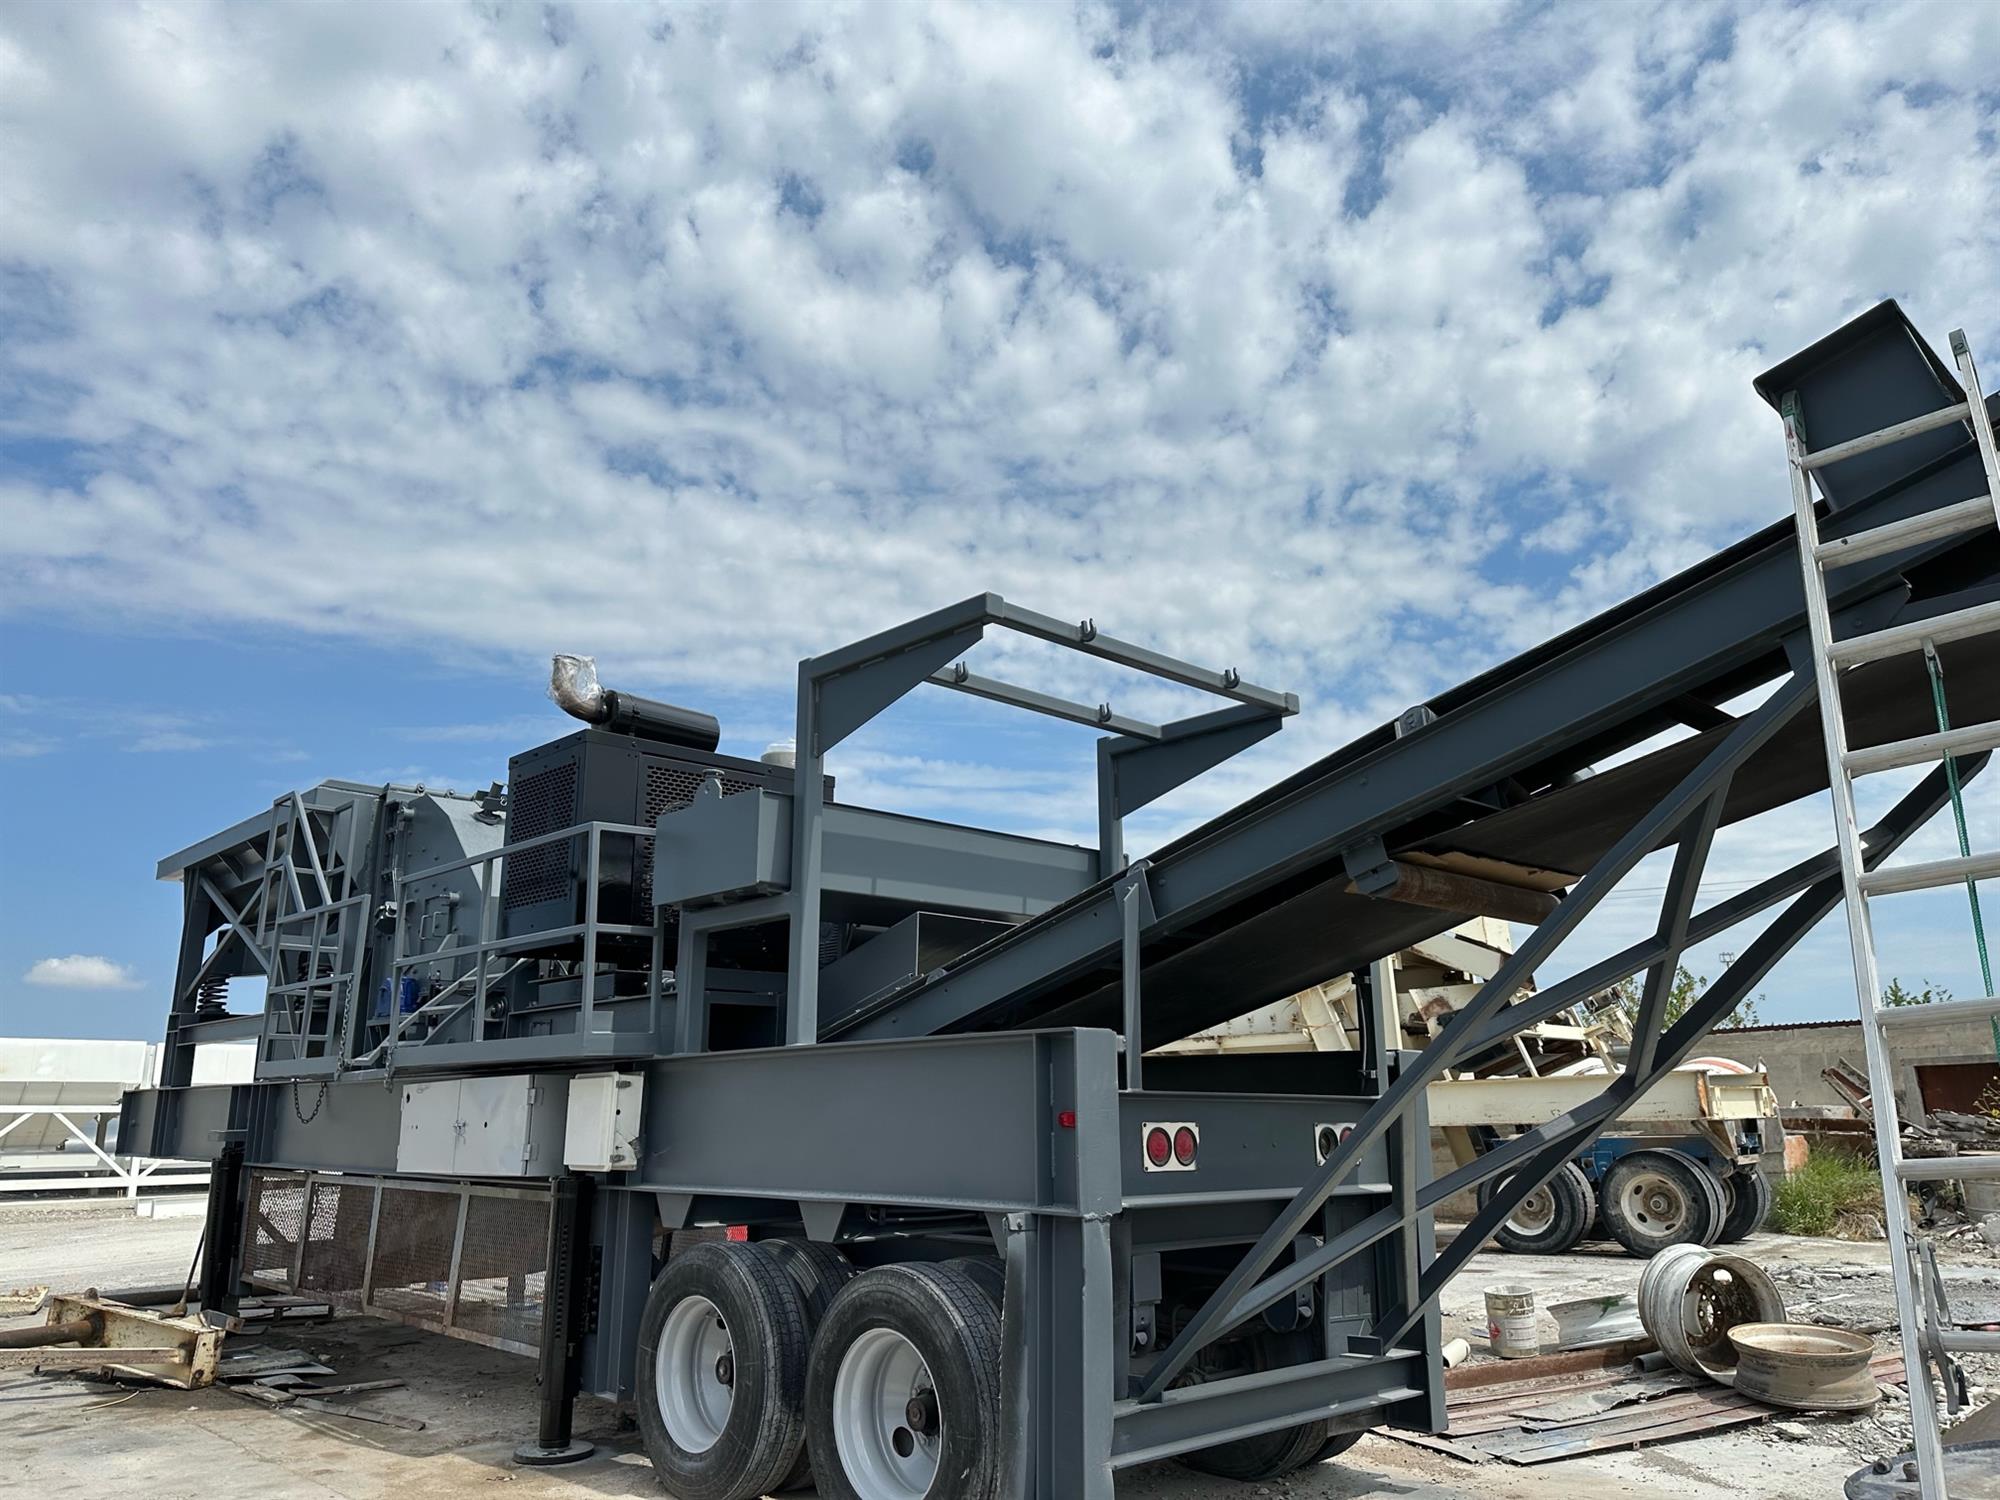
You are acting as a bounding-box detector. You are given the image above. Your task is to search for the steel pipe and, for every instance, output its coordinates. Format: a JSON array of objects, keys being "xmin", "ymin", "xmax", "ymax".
[{"xmin": 0, "ymin": 1315, "xmax": 97, "ymax": 1349}]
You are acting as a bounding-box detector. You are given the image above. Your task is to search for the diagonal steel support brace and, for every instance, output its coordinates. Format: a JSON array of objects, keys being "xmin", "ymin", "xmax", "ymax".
[
  {"xmin": 1137, "ymin": 674, "xmax": 1819, "ymax": 1400},
  {"xmin": 1166, "ymin": 752, "xmax": 1977, "ymax": 1361}
]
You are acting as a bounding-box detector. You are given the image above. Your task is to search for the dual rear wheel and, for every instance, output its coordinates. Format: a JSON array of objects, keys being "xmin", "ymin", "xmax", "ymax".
[{"xmin": 637, "ymin": 1244, "xmax": 1003, "ymax": 1500}]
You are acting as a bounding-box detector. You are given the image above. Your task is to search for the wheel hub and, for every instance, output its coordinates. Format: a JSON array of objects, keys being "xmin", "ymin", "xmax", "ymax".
[
  {"xmin": 656, "ymin": 1295, "xmax": 735, "ymax": 1454},
  {"xmin": 1622, "ymin": 1169, "xmax": 1690, "ymax": 1237},
  {"xmin": 834, "ymin": 1325, "xmax": 942, "ymax": 1500},
  {"xmin": 1507, "ymin": 1184, "xmax": 1557, "ymax": 1236}
]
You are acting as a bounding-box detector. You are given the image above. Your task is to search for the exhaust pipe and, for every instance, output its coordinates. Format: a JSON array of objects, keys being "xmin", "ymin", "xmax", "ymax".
[{"xmin": 549, "ymin": 655, "xmax": 721, "ymax": 752}]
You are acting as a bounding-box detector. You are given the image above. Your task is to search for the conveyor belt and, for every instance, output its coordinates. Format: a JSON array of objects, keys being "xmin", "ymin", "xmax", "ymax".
[{"xmin": 832, "ymin": 301, "xmax": 2000, "ymax": 1049}]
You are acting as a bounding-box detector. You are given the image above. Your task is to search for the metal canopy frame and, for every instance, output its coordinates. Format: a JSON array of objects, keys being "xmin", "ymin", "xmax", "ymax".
[{"xmin": 783, "ymin": 593, "xmax": 1299, "ymax": 1045}]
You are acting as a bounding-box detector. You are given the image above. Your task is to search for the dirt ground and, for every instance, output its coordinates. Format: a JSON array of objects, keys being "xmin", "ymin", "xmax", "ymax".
[{"xmin": 3, "ymin": 1197, "xmax": 1991, "ymax": 1500}]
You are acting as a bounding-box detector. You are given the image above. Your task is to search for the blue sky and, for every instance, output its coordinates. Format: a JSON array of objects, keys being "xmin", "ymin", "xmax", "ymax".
[{"xmin": 3, "ymin": 0, "xmax": 1999, "ymax": 1042}]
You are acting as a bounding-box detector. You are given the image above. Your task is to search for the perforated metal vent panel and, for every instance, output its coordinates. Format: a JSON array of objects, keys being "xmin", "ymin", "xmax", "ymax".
[
  {"xmin": 639, "ymin": 760, "xmax": 757, "ymax": 908},
  {"xmin": 502, "ymin": 760, "xmax": 578, "ymax": 910}
]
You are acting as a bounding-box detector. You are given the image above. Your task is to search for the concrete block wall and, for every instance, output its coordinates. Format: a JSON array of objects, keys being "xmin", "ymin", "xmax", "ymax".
[{"xmin": 1709, "ymin": 1012, "xmax": 1996, "ymax": 1122}]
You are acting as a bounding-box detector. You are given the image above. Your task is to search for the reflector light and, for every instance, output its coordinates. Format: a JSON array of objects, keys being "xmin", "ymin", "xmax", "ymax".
[
  {"xmin": 1057, "ymin": 1109, "xmax": 1077, "ymax": 1129},
  {"xmin": 1145, "ymin": 1127, "xmax": 1172, "ymax": 1167},
  {"xmin": 1172, "ymin": 1125, "xmax": 1197, "ymax": 1166}
]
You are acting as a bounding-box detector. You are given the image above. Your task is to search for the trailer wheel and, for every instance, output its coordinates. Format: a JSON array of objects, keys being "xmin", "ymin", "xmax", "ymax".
[
  {"xmin": 635, "ymin": 1241, "xmax": 811, "ymax": 1500},
  {"xmin": 1178, "ymin": 1332, "xmax": 1333, "ymax": 1481},
  {"xmin": 806, "ymin": 1262, "xmax": 1002, "ymax": 1500},
  {"xmin": 1477, "ymin": 1161, "xmax": 1596, "ymax": 1254},
  {"xmin": 1308, "ymin": 1425, "xmax": 1367, "ymax": 1466},
  {"xmin": 762, "ymin": 1241, "xmax": 857, "ymax": 1493},
  {"xmin": 1715, "ymin": 1168, "xmax": 1772, "ymax": 1243},
  {"xmin": 1599, "ymin": 1149, "xmax": 1726, "ymax": 1257},
  {"xmin": 939, "ymin": 1255, "xmax": 1006, "ymax": 1311}
]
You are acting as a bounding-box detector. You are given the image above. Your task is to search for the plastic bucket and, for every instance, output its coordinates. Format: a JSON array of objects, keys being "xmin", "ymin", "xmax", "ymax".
[{"xmin": 1485, "ymin": 1284, "xmax": 1539, "ymax": 1358}]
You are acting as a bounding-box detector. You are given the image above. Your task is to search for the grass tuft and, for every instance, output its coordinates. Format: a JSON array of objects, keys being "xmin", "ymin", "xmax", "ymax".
[{"xmin": 1769, "ymin": 1149, "xmax": 1887, "ymax": 1238}]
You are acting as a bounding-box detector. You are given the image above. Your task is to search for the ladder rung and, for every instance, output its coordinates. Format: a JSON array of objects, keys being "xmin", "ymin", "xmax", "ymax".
[
  {"xmin": 1845, "ymin": 718, "xmax": 2000, "ymax": 775},
  {"xmin": 1860, "ymin": 849, "xmax": 2000, "ymax": 897},
  {"xmin": 1800, "ymin": 401, "xmax": 1973, "ymax": 471},
  {"xmin": 1942, "ymin": 1330, "xmax": 2000, "ymax": 1354},
  {"xmin": 1815, "ymin": 494, "xmax": 1996, "ymax": 566},
  {"xmin": 1898, "ymin": 1155, "xmax": 2000, "ymax": 1182},
  {"xmin": 1878, "ymin": 992, "xmax": 2000, "ymax": 1029},
  {"xmin": 1827, "ymin": 599, "xmax": 2000, "ymax": 667}
]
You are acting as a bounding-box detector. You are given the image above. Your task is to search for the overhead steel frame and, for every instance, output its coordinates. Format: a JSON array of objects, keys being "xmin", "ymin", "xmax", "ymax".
[
  {"xmin": 783, "ymin": 593, "xmax": 1298, "ymax": 1045},
  {"xmin": 1135, "ymin": 678, "xmax": 1987, "ymax": 1401}
]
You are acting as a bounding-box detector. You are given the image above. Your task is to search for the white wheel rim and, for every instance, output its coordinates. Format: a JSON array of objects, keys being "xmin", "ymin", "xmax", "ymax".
[
  {"xmin": 833, "ymin": 1325, "xmax": 941, "ymax": 1500},
  {"xmin": 657, "ymin": 1294, "xmax": 733, "ymax": 1453},
  {"xmin": 1621, "ymin": 1168, "xmax": 1690, "ymax": 1239},
  {"xmin": 1507, "ymin": 1184, "xmax": 1557, "ymax": 1236}
]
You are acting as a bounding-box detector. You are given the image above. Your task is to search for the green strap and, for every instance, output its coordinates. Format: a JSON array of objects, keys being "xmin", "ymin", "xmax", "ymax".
[{"xmin": 1922, "ymin": 644, "xmax": 1998, "ymax": 1054}]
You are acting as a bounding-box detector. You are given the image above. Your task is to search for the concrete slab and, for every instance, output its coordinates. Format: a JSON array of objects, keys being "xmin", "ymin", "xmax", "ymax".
[{"xmin": 2, "ymin": 1200, "xmax": 1980, "ymax": 1499}]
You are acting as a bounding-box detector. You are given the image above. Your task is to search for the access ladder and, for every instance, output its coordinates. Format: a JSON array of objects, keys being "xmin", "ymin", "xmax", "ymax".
[{"xmin": 1782, "ymin": 323, "xmax": 2000, "ymax": 1500}]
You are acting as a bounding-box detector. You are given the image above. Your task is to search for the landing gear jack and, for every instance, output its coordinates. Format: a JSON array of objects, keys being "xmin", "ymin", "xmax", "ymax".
[{"xmin": 515, "ymin": 1176, "xmax": 597, "ymax": 1467}]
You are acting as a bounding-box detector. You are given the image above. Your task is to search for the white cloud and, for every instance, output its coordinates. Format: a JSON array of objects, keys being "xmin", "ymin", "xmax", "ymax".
[
  {"xmin": 23, "ymin": 955, "xmax": 144, "ymax": 990},
  {"xmin": 0, "ymin": 1, "xmax": 1995, "ymax": 1024},
  {"xmin": 0, "ymin": 0, "xmax": 1989, "ymax": 725}
]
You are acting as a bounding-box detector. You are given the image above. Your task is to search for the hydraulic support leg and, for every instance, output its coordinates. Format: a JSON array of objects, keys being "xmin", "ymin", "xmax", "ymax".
[
  {"xmin": 516, "ymin": 1174, "xmax": 597, "ymax": 1467},
  {"xmin": 195, "ymin": 1141, "xmax": 245, "ymax": 1321}
]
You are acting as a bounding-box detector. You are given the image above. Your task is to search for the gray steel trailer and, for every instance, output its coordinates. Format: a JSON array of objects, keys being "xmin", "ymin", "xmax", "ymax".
[{"xmin": 122, "ymin": 300, "xmax": 1999, "ymax": 1499}]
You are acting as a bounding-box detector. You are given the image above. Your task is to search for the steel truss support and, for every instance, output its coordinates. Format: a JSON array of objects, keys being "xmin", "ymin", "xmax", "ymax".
[
  {"xmin": 1138, "ymin": 667, "xmax": 1974, "ymax": 1400},
  {"xmin": 786, "ymin": 594, "xmax": 1295, "ymax": 1046}
]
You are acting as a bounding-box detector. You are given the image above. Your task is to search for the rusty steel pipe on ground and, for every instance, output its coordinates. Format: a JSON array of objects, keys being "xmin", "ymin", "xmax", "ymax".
[{"xmin": 0, "ymin": 1315, "xmax": 98, "ymax": 1350}]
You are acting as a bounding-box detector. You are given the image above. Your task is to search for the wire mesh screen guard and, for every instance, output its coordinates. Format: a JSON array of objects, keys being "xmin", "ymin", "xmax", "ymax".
[
  {"xmin": 244, "ymin": 1171, "xmax": 307, "ymax": 1286},
  {"xmin": 242, "ymin": 1169, "xmax": 554, "ymax": 1353}
]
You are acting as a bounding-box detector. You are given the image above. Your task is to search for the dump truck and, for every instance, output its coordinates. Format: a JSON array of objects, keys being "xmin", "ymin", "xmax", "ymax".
[{"xmin": 119, "ymin": 301, "xmax": 2000, "ymax": 1499}]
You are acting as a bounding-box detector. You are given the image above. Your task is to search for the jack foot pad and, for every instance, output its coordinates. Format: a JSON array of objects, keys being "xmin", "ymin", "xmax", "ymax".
[{"xmin": 514, "ymin": 1439, "xmax": 595, "ymax": 1467}]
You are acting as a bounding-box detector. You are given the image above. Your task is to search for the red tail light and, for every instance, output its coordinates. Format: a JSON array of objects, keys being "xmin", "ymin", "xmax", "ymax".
[
  {"xmin": 1172, "ymin": 1125, "xmax": 1198, "ymax": 1166},
  {"xmin": 1145, "ymin": 1126, "xmax": 1172, "ymax": 1167}
]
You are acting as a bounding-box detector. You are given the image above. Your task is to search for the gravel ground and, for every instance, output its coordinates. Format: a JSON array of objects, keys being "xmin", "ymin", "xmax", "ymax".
[{"xmin": 1, "ymin": 1195, "xmax": 1984, "ymax": 1499}]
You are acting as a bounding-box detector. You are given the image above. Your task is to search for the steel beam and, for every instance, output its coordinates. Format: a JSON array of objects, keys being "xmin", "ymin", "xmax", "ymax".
[{"xmin": 1135, "ymin": 671, "xmax": 1815, "ymax": 1400}]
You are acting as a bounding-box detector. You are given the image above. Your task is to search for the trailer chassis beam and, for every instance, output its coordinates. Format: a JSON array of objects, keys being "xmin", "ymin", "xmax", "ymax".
[{"xmin": 1137, "ymin": 672, "xmax": 1972, "ymax": 1399}]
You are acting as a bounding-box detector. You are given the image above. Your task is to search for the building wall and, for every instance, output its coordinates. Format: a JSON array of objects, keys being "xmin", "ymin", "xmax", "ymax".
[{"xmin": 1711, "ymin": 1012, "xmax": 1996, "ymax": 1122}]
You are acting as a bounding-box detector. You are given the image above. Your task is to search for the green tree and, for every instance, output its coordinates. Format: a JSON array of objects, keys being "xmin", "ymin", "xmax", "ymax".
[
  {"xmin": 1606, "ymin": 965, "xmax": 1762, "ymax": 1032},
  {"xmin": 1881, "ymin": 978, "xmax": 1952, "ymax": 1007}
]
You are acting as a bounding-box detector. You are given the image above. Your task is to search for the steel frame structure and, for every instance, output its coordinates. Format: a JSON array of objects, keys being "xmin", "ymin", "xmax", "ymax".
[{"xmin": 118, "ymin": 300, "xmax": 2000, "ymax": 1498}]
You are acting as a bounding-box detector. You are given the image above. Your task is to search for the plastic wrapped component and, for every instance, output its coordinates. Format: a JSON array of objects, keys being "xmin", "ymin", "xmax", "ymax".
[
  {"xmin": 548, "ymin": 654, "xmax": 607, "ymax": 722},
  {"xmin": 547, "ymin": 653, "xmax": 722, "ymax": 751}
]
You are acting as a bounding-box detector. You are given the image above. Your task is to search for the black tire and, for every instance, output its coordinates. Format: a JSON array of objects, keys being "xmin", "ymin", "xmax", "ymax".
[
  {"xmin": 1599, "ymin": 1148, "xmax": 1727, "ymax": 1257},
  {"xmin": 1178, "ymin": 1332, "xmax": 1332, "ymax": 1482},
  {"xmin": 763, "ymin": 1238, "xmax": 857, "ymax": 1324},
  {"xmin": 1308, "ymin": 1425, "xmax": 1367, "ymax": 1465},
  {"xmin": 1716, "ymin": 1168, "xmax": 1772, "ymax": 1243},
  {"xmin": 1477, "ymin": 1160, "xmax": 1597, "ymax": 1254},
  {"xmin": 806, "ymin": 1262, "xmax": 1004, "ymax": 1500},
  {"xmin": 635, "ymin": 1241, "xmax": 811, "ymax": 1500},
  {"xmin": 761, "ymin": 1240, "xmax": 857, "ymax": 1493},
  {"xmin": 940, "ymin": 1255, "xmax": 1006, "ymax": 1310}
]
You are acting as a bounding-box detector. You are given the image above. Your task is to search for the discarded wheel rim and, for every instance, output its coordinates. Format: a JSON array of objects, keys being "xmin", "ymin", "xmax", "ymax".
[
  {"xmin": 1637, "ymin": 1244, "xmax": 1785, "ymax": 1382},
  {"xmin": 1728, "ymin": 1323, "xmax": 1879, "ymax": 1411}
]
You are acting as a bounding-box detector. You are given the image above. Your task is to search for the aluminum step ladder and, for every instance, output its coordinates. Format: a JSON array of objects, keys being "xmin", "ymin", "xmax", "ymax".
[{"xmin": 1782, "ymin": 325, "xmax": 2000, "ymax": 1500}]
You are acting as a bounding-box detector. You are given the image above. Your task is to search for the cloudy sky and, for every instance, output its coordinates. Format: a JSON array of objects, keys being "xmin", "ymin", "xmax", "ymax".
[{"xmin": 3, "ymin": 0, "xmax": 1998, "ymax": 1042}]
